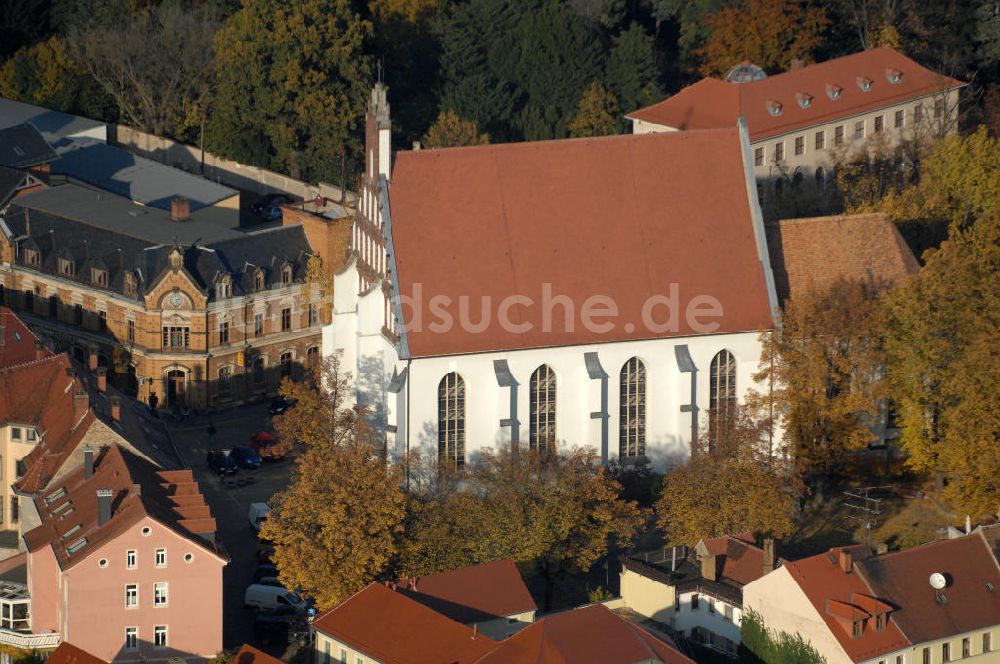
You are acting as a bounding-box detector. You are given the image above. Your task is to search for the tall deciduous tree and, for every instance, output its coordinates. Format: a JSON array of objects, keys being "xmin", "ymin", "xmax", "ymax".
[
  {"xmin": 401, "ymin": 447, "xmax": 642, "ymax": 610},
  {"xmin": 883, "ymin": 209, "xmax": 1000, "ymax": 516},
  {"xmin": 568, "ymin": 82, "xmax": 620, "ymax": 137},
  {"xmin": 656, "ymin": 405, "xmax": 797, "ymax": 544},
  {"xmin": 697, "ymin": 0, "xmax": 828, "ymax": 76},
  {"xmin": 210, "ymin": 0, "xmax": 371, "ymax": 182},
  {"xmin": 71, "ymin": 3, "xmax": 220, "ymax": 137},
  {"xmin": 422, "ymin": 110, "xmax": 490, "ymax": 148},
  {"xmin": 756, "ymin": 278, "xmax": 888, "ymax": 482}
]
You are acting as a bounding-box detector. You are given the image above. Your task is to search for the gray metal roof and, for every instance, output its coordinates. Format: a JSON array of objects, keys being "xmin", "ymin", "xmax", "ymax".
[
  {"xmin": 0, "ymin": 124, "xmax": 58, "ymax": 168},
  {"xmin": 52, "ymin": 138, "xmax": 237, "ymax": 212},
  {"xmin": 0, "ymin": 96, "xmax": 106, "ymax": 144},
  {"xmin": 15, "ymin": 183, "xmax": 244, "ymax": 245}
]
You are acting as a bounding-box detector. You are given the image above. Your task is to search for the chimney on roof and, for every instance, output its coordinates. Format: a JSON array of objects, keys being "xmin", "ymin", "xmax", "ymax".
[
  {"xmin": 88, "ymin": 349, "xmax": 98, "ymax": 371},
  {"xmin": 839, "ymin": 550, "xmax": 853, "ymax": 574},
  {"xmin": 412, "ymin": 141, "xmax": 422, "ymax": 151},
  {"xmin": 171, "ymin": 197, "xmax": 191, "ymax": 222},
  {"xmin": 763, "ymin": 538, "xmax": 775, "ymax": 576},
  {"xmin": 472, "ymin": 624, "xmax": 478, "ymax": 639},
  {"xmin": 110, "ymin": 396, "xmax": 121, "ymax": 422},
  {"xmin": 790, "ymin": 58, "xmax": 805, "ymax": 71},
  {"xmin": 700, "ymin": 553, "xmax": 718, "ymax": 582},
  {"xmin": 96, "ymin": 366, "xmax": 107, "ymax": 392},
  {"xmin": 97, "ymin": 489, "xmax": 112, "ymax": 526},
  {"xmin": 73, "ymin": 390, "xmax": 89, "ymax": 425},
  {"xmin": 84, "ymin": 445, "xmax": 94, "ymax": 479}
]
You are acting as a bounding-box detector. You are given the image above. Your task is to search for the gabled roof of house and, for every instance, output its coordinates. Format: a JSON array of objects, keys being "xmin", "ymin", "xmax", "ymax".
[
  {"xmin": 232, "ymin": 644, "xmax": 283, "ymax": 664},
  {"xmin": 472, "ymin": 604, "xmax": 695, "ymax": 664},
  {"xmin": 856, "ymin": 534, "xmax": 1000, "ymax": 645},
  {"xmin": 45, "ymin": 642, "xmax": 108, "ymax": 664},
  {"xmin": 23, "ymin": 444, "xmax": 223, "ymax": 570},
  {"xmin": 389, "ymin": 128, "xmax": 775, "ymax": 357},
  {"xmin": 0, "ymin": 123, "xmax": 58, "ymax": 169},
  {"xmin": 311, "ymin": 583, "xmax": 496, "ymax": 664},
  {"xmin": 396, "ymin": 559, "xmax": 537, "ymax": 624},
  {"xmin": 0, "ymin": 306, "xmax": 49, "ymax": 368},
  {"xmin": 0, "ymin": 165, "xmax": 27, "ymax": 204},
  {"xmin": 697, "ymin": 533, "xmax": 769, "ymax": 586},
  {"xmin": 784, "ymin": 545, "xmax": 910, "ymax": 662},
  {"xmin": 770, "ymin": 213, "xmax": 919, "ymax": 302},
  {"xmin": 627, "ymin": 47, "xmax": 964, "ymax": 142}
]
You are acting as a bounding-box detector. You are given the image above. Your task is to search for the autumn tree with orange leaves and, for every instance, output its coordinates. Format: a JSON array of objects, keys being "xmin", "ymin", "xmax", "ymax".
[{"xmin": 698, "ymin": 0, "xmax": 828, "ymax": 76}]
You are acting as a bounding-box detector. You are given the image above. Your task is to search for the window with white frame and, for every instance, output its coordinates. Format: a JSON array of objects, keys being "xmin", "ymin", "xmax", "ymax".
[
  {"xmin": 854, "ymin": 120, "xmax": 865, "ymax": 139},
  {"xmin": 154, "ymin": 582, "xmax": 168, "ymax": 607},
  {"xmin": 125, "ymin": 627, "xmax": 137, "ymax": 650},
  {"xmin": 125, "ymin": 584, "xmax": 138, "ymax": 608},
  {"xmin": 154, "ymin": 625, "xmax": 167, "ymax": 648},
  {"xmin": 126, "ymin": 549, "xmax": 136, "ymax": 569}
]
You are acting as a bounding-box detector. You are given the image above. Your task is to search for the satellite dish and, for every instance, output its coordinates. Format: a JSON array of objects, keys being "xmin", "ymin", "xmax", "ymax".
[{"xmin": 929, "ymin": 572, "xmax": 947, "ymax": 590}]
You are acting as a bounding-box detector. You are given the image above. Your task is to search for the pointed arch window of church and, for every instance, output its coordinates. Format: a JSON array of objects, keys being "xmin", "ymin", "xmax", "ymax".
[
  {"xmin": 529, "ymin": 365, "xmax": 556, "ymax": 453},
  {"xmin": 619, "ymin": 358, "xmax": 646, "ymax": 458},
  {"xmin": 709, "ymin": 350, "xmax": 737, "ymax": 442},
  {"xmin": 438, "ymin": 373, "xmax": 466, "ymax": 468}
]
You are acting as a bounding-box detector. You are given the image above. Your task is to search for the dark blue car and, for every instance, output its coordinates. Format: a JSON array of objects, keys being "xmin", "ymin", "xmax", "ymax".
[
  {"xmin": 206, "ymin": 449, "xmax": 238, "ymax": 476},
  {"xmin": 231, "ymin": 445, "xmax": 262, "ymax": 469}
]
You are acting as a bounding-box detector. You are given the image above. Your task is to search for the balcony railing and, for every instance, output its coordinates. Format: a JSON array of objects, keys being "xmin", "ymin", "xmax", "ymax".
[{"xmin": 0, "ymin": 628, "xmax": 60, "ymax": 649}]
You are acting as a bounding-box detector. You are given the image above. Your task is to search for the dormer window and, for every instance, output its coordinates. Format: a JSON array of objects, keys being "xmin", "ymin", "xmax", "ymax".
[
  {"xmin": 857, "ymin": 77, "xmax": 873, "ymax": 92},
  {"xmin": 826, "ymin": 84, "xmax": 843, "ymax": 100},
  {"xmin": 852, "ymin": 618, "xmax": 864, "ymax": 639},
  {"xmin": 254, "ymin": 270, "xmax": 265, "ymax": 291},
  {"xmin": 885, "ymin": 68, "xmax": 902, "ymax": 84},
  {"xmin": 796, "ymin": 93, "xmax": 813, "ymax": 109},
  {"xmin": 767, "ymin": 100, "xmax": 783, "ymax": 116},
  {"xmin": 875, "ymin": 612, "xmax": 887, "ymax": 631},
  {"xmin": 281, "ymin": 265, "xmax": 293, "ymax": 285},
  {"xmin": 123, "ymin": 272, "xmax": 137, "ymax": 297},
  {"xmin": 92, "ymin": 268, "xmax": 108, "ymax": 287},
  {"xmin": 217, "ymin": 277, "xmax": 232, "ymax": 299},
  {"xmin": 58, "ymin": 258, "xmax": 74, "ymax": 278},
  {"xmin": 23, "ymin": 248, "xmax": 40, "ymax": 268}
]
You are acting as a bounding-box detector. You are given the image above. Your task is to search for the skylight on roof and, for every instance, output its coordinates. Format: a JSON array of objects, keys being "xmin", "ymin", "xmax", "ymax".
[
  {"xmin": 52, "ymin": 502, "xmax": 72, "ymax": 516},
  {"xmin": 44, "ymin": 488, "xmax": 67, "ymax": 505},
  {"xmin": 857, "ymin": 77, "xmax": 873, "ymax": 92},
  {"xmin": 767, "ymin": 101, "xmax": 783, "ymax": 116},
  {"xmin": 885, "ymin": 68, "xmax": 902, "ymax": 84},
  {"xmin": 796, "ymin": 93, "xmax": 813, "ymax": 109},
  {"xmin": 61, "ymin": 524, "xmax": 82, "ymax": 540},
  {"xmin": 66, "ymin": 538, "xmax": 88, "ymax": 555},
  {"xmin": 826, "ymin": 85, "xmax": 843, "ymax": 100}
]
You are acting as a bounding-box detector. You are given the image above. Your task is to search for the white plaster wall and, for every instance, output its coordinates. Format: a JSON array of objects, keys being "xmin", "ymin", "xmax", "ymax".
[
  {"xmin": 398, "ymin": 330, "xmax": 766, "ymax": 469},
  {"xmin": 674, "ymin": 590, "xmax": 741, "ymax": 645},
  {"xmin": 742, "ymin": 566, "xmax": 853, "ymax": 664}
]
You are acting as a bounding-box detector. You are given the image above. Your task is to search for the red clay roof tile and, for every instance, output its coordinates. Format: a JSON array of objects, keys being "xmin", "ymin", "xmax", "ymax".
[{"xmin": 45, "ymin": 642, "xmax": 108, "ymax": 664}]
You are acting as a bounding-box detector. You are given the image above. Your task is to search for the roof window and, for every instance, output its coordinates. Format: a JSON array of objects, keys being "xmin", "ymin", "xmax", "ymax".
[
  {"xmin": 44, "ymin": 488, "xmax": 68, "ymax": 505},
  {"xmin": 66, "ymin": 538, "xmax": 88, "ymax": 555},
  {"xmin": 826, "ymin": 85, "xmax": 843, "ymax": 100},
  {"xmin": 61, "ymin": 524, "xmax": 82, "ymax": 540},
  {"xmin": 767, "ymin": 100, "xmax": 783, "ymax": 116},
  {"xmin": 885, "ymin": 68, "xmax": 902, "ymax": 84},
  {"xmin": 796, "ymin": 93, "xmax": 813, "ymax": 109},
  {"xmin": 857, "ymin": 77, "xmax": 873, "ymax": 92}
]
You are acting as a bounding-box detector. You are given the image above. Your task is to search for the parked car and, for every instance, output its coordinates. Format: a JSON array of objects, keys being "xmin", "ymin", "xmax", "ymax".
[
  {"xmin": 244, "ymin": 584, "xmax": 305, "ymax": 613},
  {"xmin": 268, "ymin": 396, "xmax": 297, "ymax": 416},
  {"xmin": 206, "ymin": 449, "xmax": 238, "ymax": 476},
  {"xmin": 231, "ymin": 445, "xmax": 262, "ymax": 469},
  {"xmin": 249, "ymin": 503, "xmax": 270, "ymax": 532},
  {"xmin": 251, "ymin": 193, "xmax": 294, "ymax": 220},
  {"xmin": 253, "ymin": 564, "xmax": 279, "ymax": 584},
  {"xmin": 250, "ymin": 431, "xmax": 285, "ymax": 461}
]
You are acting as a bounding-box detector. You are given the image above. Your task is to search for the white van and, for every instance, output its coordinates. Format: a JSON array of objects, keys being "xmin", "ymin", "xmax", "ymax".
[
  {"xmin": 244, "ymin": 584, "xmax": 304, "ymax": 612},
  {"xmin": 248, "ymin": 503, "xmax": 270, "ymax": 532}
]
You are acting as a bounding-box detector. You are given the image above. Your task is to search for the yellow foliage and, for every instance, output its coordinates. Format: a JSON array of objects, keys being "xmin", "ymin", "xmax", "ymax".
[{"xmin": 422, "ymin": 110, "xmax": 490, "ymax": 148}]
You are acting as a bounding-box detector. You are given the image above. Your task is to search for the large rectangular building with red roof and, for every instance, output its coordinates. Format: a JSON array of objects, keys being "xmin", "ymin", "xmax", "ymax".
[{"xmin": 627, "ymin": 47, "xmax": 964, "ymax": 209}]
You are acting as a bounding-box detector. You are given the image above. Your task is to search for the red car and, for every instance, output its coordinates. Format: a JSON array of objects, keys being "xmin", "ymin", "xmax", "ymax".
[{"xmin": 250, "ymin": 431, "xmax": 285, "ymax": 461}]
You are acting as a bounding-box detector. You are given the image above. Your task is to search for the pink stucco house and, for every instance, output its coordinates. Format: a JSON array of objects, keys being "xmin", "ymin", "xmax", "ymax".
[{"xmin": 20, "ymin": 444, "xmax": 227, "ymax": 662}]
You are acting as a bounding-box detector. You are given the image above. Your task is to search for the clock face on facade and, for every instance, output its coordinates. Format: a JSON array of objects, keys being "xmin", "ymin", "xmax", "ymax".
[{"xmin": 170, "ymin": 292, "xmax": 183, "ymax": 308}]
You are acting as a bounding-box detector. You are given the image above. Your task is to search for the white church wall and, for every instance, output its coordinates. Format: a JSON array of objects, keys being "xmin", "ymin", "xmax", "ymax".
[{"xmin": 398, "ymin": 330, "xmax": 766, "ymax": 470}]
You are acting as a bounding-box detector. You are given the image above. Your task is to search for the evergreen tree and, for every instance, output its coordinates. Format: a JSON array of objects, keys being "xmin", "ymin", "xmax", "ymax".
[{"xmin": 605, "ymin": 22, "xmax": 662, "ymax": 114}]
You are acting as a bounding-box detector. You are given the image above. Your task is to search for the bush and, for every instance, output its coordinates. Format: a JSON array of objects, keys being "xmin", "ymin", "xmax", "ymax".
[{"xmin": 740, "ymin": 608, "xmax": 827, "ymax": 664}]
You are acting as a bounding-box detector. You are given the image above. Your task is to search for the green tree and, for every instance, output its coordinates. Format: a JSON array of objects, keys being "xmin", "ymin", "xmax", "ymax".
[
  {"xmin": 422, "ymin": 110, "xmax": 490, "ymax": 148},
  {"xmin": 210, "ymin": 0, "xmax": 372, "ymax": 182},
  {"xmin": 604, "ymin": 22, "xmax": 661, "ymax": 114},
  {"xmin": 697, "ymin": 0, "xmax": 828, "ymax": 76},
  {"xmin": 656, "ymin": 405, "xmax": 797, "ymax": 545},
  {"xmin": 883, "ymin": 208, "xmax": 1000, "ymax": 516},
  {"xmin": 568, "ymin": 82, "xmax": 620, "ymax": 137},
  {"xmin": 740, "ymin": 608, "xmax": 827, "ymax": 663},
  {"xmin": 756, "ymin": 278, "xmax": 889, "ymax": 483}
]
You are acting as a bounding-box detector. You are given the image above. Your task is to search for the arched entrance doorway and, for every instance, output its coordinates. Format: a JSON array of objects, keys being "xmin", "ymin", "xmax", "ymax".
[{"xmin": 166, "ymin": 370, "xmax": 187, "ymax": 407}]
